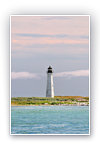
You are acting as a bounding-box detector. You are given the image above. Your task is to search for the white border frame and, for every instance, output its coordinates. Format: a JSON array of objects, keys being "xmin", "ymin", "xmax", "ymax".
[{"xmin": 10, "ymin": 15, "xmax": 90, "ymax": 136}]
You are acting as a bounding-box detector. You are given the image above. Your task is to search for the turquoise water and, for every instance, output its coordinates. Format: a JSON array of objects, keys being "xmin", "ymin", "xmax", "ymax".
[{"xmin": 11, "ymin": 106, "xmax": 89, "ymax": 134}]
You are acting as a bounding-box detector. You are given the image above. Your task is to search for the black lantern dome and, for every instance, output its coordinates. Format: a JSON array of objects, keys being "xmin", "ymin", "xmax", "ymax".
[{"xmin": 47, "ymin": 66, "xmax": 53, "ymax": 73}]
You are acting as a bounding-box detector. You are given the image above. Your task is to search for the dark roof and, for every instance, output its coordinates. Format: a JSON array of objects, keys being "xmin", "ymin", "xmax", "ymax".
[
  {"xmin": 47, "ymin": 66, "xmax": 53, "ymax": 73},
  {"xmin": 48, "ymin": 66, "xmax": 52, "ymax": 69}
]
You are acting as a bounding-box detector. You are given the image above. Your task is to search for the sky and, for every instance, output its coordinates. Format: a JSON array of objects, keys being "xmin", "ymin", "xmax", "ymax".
[{"xmin": 11, "ymin": 15, "xmax": 89, "ymax": 97}]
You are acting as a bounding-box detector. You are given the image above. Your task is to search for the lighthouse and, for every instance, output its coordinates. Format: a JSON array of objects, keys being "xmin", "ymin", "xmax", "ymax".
[{"xmin": 46, "ymin": 66, "xmax": 54, "ymax": 98}]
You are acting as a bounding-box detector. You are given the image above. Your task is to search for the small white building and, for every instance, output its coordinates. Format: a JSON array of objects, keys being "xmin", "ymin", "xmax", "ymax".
[{"xmin": 46, "ymin": 66, "xmax": 54, "ymax": 98}]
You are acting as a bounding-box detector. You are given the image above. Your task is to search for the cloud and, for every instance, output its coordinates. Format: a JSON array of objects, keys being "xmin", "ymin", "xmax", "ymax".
[
  {"xmin": 12, "ymin": 34, "xmax": 88, "ymax": 52},
  {"xmin": 11, "ymin": 72, "xmax": 40, "ymax": 79},
  {"xmin": 12, "ymin": 70, "xmax": 89, "ymax": 80},
  {"xmin": 11, "ymin": 16, "xmax": 89, "ymax": 38},
  {"xmin": 15, "ymin": 33, "xmax": 89, "ymax": 40},
  {"xmin": 15, "ymin": 33, "xmax": 70, "ymax": 38},
  {"xmin": 54, "ymin": 70, "xmax": 89, "ymax": 78},
  {"xmin": 80, "ymin": 35, "xmax": 89, "ymax": 39}
]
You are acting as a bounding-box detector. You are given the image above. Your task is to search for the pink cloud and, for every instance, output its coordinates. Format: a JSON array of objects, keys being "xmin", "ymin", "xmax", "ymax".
[
  {"xmin": 11, "ymin": 36, "xmax": 88, "ymax": 48},
  {"xmin": 11, "ymin": 16, "xmax": 89, "ymax": 36},
  {"xmin": 11, "ymin": 16, "xmax": 89, "ymax": 56}
]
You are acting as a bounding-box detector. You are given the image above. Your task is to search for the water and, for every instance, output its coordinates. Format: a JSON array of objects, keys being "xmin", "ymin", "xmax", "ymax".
[{"xmin": 11, "ymin": 106, "xmax": 89, "ymax": 134}]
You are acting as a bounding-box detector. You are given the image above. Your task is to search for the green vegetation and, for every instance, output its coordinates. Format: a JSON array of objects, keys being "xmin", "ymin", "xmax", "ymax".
[{"xmin": 11, "ymin": 96, "xmax": 89, "ymax": 106}]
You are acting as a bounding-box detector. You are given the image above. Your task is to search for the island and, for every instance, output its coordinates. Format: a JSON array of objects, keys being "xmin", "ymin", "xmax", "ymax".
[{"xmin": 11, "ymin": 96, "xmax": 89, "ymax": 106}]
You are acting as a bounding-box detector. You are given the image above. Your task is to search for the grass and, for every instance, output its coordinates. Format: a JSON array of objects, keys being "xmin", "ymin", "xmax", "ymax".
[{"xmin": 11, "ymin": 96, "xmax": 89, "ymax": 106}]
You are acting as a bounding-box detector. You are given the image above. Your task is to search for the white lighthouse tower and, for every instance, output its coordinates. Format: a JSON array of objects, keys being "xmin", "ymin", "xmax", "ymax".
[{"xmin": 46, "ymin": 66, "xmax": 54, "ymax": 98}]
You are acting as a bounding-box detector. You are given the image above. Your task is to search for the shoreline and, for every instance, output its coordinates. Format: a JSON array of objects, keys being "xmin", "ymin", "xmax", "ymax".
[{"xmin": 11, "ymin": 103, "xmax": 89, "ymax": 106}]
